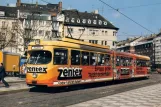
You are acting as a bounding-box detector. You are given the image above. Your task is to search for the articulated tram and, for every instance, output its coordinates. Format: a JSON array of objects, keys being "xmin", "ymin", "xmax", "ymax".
[{"xmin": 26, "ymin": 38, "xmax": 150, "ymax": 87}]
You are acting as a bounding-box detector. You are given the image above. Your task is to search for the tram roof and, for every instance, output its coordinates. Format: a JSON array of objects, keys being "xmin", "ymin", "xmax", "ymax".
[
  {"xmin": 115, "ymin": 51, "xmax": 150, "ymax": 60},
  {"xmin": 29, "ymin": 38, "xmax": 110, "ymax": 50},
  {"xmin": 134, "ymin": 54, "xmax": 150, "ymax": 60},
  {"xmin": 115, "ymin": 51, "xmax": 134, "ymax": 57}
]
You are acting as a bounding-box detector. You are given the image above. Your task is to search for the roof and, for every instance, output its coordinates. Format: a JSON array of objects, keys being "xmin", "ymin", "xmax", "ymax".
[
  {"xmin": 18, "ymin": 3, "xmax": 59, "ymax": 14},
  {"xmin": 135, "ymin": 54, "xmax": 150, "ymax": 60},
  {"xmin": 61, "ymin": 10, "xmax": 119, "ymax": 30},
  {"xmin": 156, "ymin": 32, "xmax": 161, "ymax": 37},
  {"xmin": 29, "ymin": 37, "xmax": 110, "ymax": 51},
  {"xmin": 0, "ymin": 6, "xmax": 17, "ymax": 17},
  {"xmin": 0, "ymin": 3, "xmax": 59, "ymax": 18},
  {"xmin": 139, "ymin": 34, "xmax": 156, "ymax": 42},
  {"xmin": 116, "ymin": 36, "xmax": 141, "ymax": 46}
]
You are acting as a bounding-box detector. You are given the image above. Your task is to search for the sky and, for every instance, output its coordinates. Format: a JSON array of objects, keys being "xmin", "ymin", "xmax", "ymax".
[{"xmin": 1, "ymin": 0, "xmax": 161, "ymax": 40}]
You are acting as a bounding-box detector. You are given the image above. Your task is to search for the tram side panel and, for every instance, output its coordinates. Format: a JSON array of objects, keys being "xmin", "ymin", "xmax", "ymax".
[{"xmin": 114, "ymin": 53, "xmax": 134, "ymax": 80}]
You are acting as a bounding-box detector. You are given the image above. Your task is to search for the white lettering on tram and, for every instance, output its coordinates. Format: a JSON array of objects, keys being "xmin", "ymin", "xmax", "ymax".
[
  {"xmin": 27, "ymin": 67, "xmax": 47, "ymax": 73},
  {"xmin": 58, "ymin": 67, "xmax": 82, "ymax": 80}
]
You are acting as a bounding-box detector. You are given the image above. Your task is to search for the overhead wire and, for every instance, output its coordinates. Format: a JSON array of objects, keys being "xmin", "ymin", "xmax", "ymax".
[
  {"xmin": 41, "ymin": 0, "xmax": 148, "ymax": 40},
  {"xmin": 108, "ymin": 2, "xmax": 161, "ymax": 10},
  {"xmin": 99, "ymin": 0, "xmax": 155, "ymax": 34}
]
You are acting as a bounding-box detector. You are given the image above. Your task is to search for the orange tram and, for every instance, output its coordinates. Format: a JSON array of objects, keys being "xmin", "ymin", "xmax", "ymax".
[{"xmin": 26, "ymin": 38, "xmax": 150, "ymax": 87}]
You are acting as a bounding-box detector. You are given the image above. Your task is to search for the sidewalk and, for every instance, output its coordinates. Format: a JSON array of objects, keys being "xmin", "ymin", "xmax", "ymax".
[
  {"xmin": 0, "ymin": 77, "xmax": 30, "ymax": 95},
  {"xmin": 5, "ymin": 76, "xmax": 25, "ymax": 83},
  {"xmin": 68, "ymin": 83, "xmax": 161, "ymax": 107}
]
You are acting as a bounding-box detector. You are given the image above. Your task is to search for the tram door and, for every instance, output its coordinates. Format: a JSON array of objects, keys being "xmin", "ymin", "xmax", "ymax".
[{"xmin": 133, "ymin": 57, "xmax": 136, "ymax": 77}]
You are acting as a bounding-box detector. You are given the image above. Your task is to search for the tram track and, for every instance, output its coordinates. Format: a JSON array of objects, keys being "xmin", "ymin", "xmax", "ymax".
[{"xmin": 0, "ymin": 73, "xmax": 160, "ymax": 107}]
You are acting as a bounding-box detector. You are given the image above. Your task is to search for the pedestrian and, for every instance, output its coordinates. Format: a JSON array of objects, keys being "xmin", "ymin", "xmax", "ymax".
[
  {"xmin": 0, "ymin": 63, "xmax": 9, "ymax": 88},
  {"xmin": 23, "ymin": 63, "xmax": 27, "ymax": 74}
]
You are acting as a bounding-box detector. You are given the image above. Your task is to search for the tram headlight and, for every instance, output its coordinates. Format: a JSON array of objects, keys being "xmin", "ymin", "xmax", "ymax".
[{"xmin": 33, "ymin": 73, "xmax": 38, "ymax": 78}]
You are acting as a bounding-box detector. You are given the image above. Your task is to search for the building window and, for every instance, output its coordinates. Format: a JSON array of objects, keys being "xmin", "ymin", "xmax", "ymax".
[
  {"xmin": 113, "ymin": 41, "xmax": 115, "ymax": 46},
  {"xmin": 105, "ymin": 31, "xmax": 108, "ymax": 35},
  {"xmin": 67, "ymin": 28, "xmax": 73, "ymax": 34},
  {"xmin": 89, "ymin": 29, "xmax": 98, "ymax": 36},
  {"xmin": 113, "ymin": 31, "xmax": 117, "ymax": 36},
  {"xmin": 101, "ymin": 41, "xmax": 104, "ymax": 45},
  {"xmin": 46, "ymin": 21, "xmax": 51, "ymax": 26},
  {"xmin": 105, "ymin": 41, "xmax": 107, "ymax": 45},
  {"xmin": 2, "ymin": 21, "xmax": 6, "ymax": 28},
  {"xmin": 12, "ymin": 22, "xmax": 18, "ymax": 29},
  {"xmin": 39, "ymin": 20, "xmax": 44, "ymax": 26},
  {"xmin": 39, "ymin": 30, "xmax": 44, "ymax": 36},
  {"xmin": 89, "ymin": 40, "xmax": 98, "ymax": 44},
  {"xmin": 102, "ymin": 30, "xmax": 104, "ymax": 35},
  {"xmin": 32, "ymin": 30, "xmax": 37, "ymax": 36},
  {"xmin": 45, "ymin": 31, "xmax": 51, "ymax": 37},
  {"xmin": 95, "ymin": 40, "xmax": 98, "ymax": 44},
  {"xmin": 33, "ymin": 20, "xmax": 38, "ymax": 26},
  {"xmin": 79, "ymin": 29, "xmax": 85, "ymax": 34}
]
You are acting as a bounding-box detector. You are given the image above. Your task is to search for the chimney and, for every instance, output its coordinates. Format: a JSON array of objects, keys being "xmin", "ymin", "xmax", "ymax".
[
  {"xmin": 58, "ymin": 1, "xmax": 62, "ymax": 13},
  {"xmin": 36, "ymin": 0, "xmax": 38, "ymax": 7},
  {"xmin": 94, "ymin": 10, "xmax": 98, "ymax": 14},
  {"xmin": 16, "ymin": 0, "xmax": 21, "ymax": 7}
]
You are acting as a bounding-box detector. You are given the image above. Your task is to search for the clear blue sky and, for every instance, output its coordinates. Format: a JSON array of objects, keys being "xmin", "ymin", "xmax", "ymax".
[{"xmin": 1, "ymin": 0, "xmax": 161, "ymax": 40}]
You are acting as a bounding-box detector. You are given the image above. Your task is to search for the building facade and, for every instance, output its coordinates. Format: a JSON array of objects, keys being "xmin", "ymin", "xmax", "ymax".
[
  {"xmin": 0, "ymin": 0, "xmax": 62, "ymax": 55},
  {"xmin": 116, "ymin": 37, "xmax": 143, "ymax": 53},
  {"xmin": 116, "ymin": 35, "xmax": 156, "ymax": 68},
  {"xmin": 52, "ymin": 10, "xmax": 119, "ymax": 49},
  {"xmin": 154, "ymin": 33, "xmax": 161, "ymax": 68}
]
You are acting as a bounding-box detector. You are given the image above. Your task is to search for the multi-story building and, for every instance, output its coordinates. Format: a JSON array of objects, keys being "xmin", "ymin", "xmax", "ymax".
[
  {"xmin": 116, "ymin": 34, "xmax": 156, "ymax": 67},
  {"xmin": 116, "ymin": 37, "xmax": 143, "ymax": 53},
  {"xmin": 154, "ymin": 33, "xmax": 161, "ymax": 68},
  {"xmin": 52, "ymin": 9, "xmax": 119, "ymax": 49},
  {"xmin": 0, "ymin": 6, "xmax": 23, "ymax": 54},
  {"xmin": 0, "ymin": 0, "xmax": 62, "ymax": 55}
]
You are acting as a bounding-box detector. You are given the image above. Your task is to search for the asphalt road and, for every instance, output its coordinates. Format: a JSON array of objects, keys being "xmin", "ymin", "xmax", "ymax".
[{"xmin": 0, "ymin": 73, "xmax": 161, "ymax": 107}]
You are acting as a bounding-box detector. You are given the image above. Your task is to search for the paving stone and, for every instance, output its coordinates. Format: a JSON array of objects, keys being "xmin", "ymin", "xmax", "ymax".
[{"xmin": 68, "ymin": 84, "xmax": 161, "ymax": 107}]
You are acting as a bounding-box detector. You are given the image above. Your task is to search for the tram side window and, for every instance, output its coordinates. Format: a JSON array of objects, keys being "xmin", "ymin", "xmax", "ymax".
[
  {"xmin": 120, "ymin": 57, "xmax": 126, "ymax": 66},
  {"xmin": 120, "ymin": 57, "xmax": 131, "ymax": 66},
  {"xmin": 129, "ymin": 58, "xmax": 133, "ymax": 66},
  {"xmin": 104, "ymin": 54, "xmax": 110, "ymax": 66},
  {"xmin": 90, "ymin": 52, "xmax": 97, "ymax": 66},
  {"xmin": 136, "ymin": 60, "xmax": 147, "ymax": 67},
  {"xmin": 124, "ymin": 57, "xmax": 131, "ymax": 66},
  {"xmin": 81, "ymin": 51, "xmax": 89, "ymax": 65},
  {"xmin": 54, "ymin": 48, "xmax": 68, "ymax": 65},
  {"xmin": 98, "ymin": 54, "xmax": 104, "ymax": 66},
  {"xmin": 136, "ymin": 60, "xmax": 141, "ymax": 67},
  {"xmin": 71, "ymin": 50, "xmax": 80, "ymax": 65},
  {"xmin": 116, "ymin": 56, "xmax": 121, "ymax": 66}
]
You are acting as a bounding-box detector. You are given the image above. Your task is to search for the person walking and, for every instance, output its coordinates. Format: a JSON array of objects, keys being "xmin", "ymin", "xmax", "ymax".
[{"xmin": 0, "ymin": 63, "xmax": 9, "ymax": 88}]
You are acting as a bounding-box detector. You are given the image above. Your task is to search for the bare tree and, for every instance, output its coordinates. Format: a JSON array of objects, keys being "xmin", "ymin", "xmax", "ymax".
[
  {"xmin": 0, "ymin": 21, "xmax": 17, "ymax": 50},
  {"xmin": 15, "ymin": 12, "xmax": 51, "ymax": 51}
]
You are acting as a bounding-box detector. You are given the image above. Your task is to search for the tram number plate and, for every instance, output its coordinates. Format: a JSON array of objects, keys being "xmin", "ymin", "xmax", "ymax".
[{"xmin": 58, "ymin": 80, "xmax": 81, "ymax": 85}]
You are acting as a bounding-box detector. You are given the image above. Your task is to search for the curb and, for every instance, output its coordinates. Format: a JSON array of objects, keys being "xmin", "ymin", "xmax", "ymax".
[
  {"xmin": 0, "ymin": 87, "xmax": 31, "ymax": 95},
  {"xmin": 7, "ymin": 80, "xmax": 25, "ymax": 84}
]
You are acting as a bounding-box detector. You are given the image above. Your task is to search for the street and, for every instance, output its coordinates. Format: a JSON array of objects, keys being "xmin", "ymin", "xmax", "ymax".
[{"xmin": 0, "ymin": 73, "xmax": 160, "ymax": 107}]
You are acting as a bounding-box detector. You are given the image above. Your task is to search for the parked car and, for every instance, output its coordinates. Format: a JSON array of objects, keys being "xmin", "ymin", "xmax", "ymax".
[{"xmin": 156, "ymin": 68, "xmax": 161, "ymax": 74}]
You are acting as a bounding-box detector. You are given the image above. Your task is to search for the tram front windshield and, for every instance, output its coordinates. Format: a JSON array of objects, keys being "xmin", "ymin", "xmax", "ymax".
[{"xmin": 27, "ymin": 50, "xmax": 52, "ymax": 64}]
